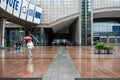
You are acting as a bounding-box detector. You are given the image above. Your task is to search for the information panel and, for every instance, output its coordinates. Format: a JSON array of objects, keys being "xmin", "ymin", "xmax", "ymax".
[
  {"xmin": 13, "ymin": 0, "xmax": 22, "ymax": 17},
  {"xmin": 27, "ymin": 3, "xmax": 35, "ymax": 22},
  {"xmin": 20, "ymin": 0, "xmax": 29, "ymax": 20},
  {"xmin": 112, "ymin": 26, "xmax": 120, "ymax": 32},
  {"xmin": 0, "ymin": 0, "xmax": 7, "ymax": 10},
  {"xmin": 33, "ymin": 7, "xmax": 42, "ymax": 24}
]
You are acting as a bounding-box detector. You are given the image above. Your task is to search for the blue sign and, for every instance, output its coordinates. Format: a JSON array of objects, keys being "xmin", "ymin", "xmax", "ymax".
[
  {"xmin": 28, "ymin": 9, "xmax": 34, "ymax": 16},
  {"xmin": 112, "ymin": 26, "xmax": 120, "ymax": 32},
  {"xmin": 6, "ymin": 0, "xmax": 19, "ymax": 11},
  {"xmin": 35, "ymin": 11, "xmax": 41, "ymax": 19}
]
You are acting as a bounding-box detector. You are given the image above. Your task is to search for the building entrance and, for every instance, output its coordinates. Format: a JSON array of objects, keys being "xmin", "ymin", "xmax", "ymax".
[{"xmin": 5, "ymin": 28, "xmax": 25, "ymax": 47}]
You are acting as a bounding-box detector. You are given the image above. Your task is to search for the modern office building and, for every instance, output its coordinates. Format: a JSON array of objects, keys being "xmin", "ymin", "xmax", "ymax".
[
  {"xmin": 1, "ymin": 0, "xmax": 120, "ymax": 79},
  {"xmin": 1, "ymin": 0, "xmax": 120, "ymax": 47}
]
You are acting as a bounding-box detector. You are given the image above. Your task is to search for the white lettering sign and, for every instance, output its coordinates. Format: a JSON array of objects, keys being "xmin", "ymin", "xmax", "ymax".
[
  {"xmin": 6, "ymin": 0, "xmax": 20, "ymax": 14},
  {"xmin": 13, "ymin": 0, "xmax": 22, "ymax": 17}
]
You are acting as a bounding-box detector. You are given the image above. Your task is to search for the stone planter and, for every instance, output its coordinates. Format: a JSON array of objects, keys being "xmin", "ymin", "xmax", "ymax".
[
  {"xmin": 104, "ymin": 50, "xmax": 108, "ymax": 53},
  {"xmin": 94, "ymin": 49, "xmax": 99, "ymax": 54},
  {"xmin": 94, "ymin": 49, "xmax": 114, "ymax": 54},
  {"xmin": 94, "ymin": 49, "xmax": 103, "ymax": 54},
  {"xmin": 104, "ymin": 49, "xmax": 114, "ymax": 54},
  {"xmin": 107, "ymin": 49, "xmax": 114, "ymax": 54},
  {"xmin": 99, "ymin": 49, "xmax": 104, "ymax": 54}
]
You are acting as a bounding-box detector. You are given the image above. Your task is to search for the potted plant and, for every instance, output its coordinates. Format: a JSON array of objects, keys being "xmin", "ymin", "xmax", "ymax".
[
  {"xmin": 107, "ymin": 45, "xmax": 114, "ymax": 54},
  {"xmin": 104, "ymin": 45, "xmax": 109, "ymax": 53},
  {"xmin": 104, "ymin": 45, "xmax": 114, "ymax": 54},
  {"xmin": 95, "ymin": 44, "xmax": 114, "ymax": 54},
  {"xmin": 95, "ymin": 43, "xmax": 105, "ymax": 54},
  {"xmin": 94, "ymin": 44, "xmax": 99, "ymax": 53}
]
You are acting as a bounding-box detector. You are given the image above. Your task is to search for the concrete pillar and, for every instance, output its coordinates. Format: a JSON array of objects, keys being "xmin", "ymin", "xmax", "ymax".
[
  {"xmin": 40, "ymin": 28, "xmax": 47, "ymax": 46},
  {"xmin": 0, "ymin": 18, "xmax": 6, "ymax": 49},
  {"xmin": 40, "ymin": 28, "xmax": 44, "ymax": 46}
]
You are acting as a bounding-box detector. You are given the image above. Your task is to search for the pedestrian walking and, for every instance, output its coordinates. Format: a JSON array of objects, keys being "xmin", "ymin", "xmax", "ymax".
[
  {"xmin": 27, "ymin": 40, "xmax": 34, "ymax": 58},
  {"xmin": 15, "ymin": 41, "xmax": 19, "ymax": 50}
]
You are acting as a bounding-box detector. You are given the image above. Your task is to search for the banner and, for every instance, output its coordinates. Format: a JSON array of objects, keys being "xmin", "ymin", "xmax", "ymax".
[
  {"xmin": 0, "ymin": 0, "xmax": 7, "ymax": 10},
  {"xmin": 27, "ymin": 3, "xmax": 35, "ymax": 22},
  {"xmin": 20, "ymin": 0, "xmax": 29, "ymax": 20},
  {"xmin": 33, "ymin": 6, "xmax": 42, "ymax": 24},
  {"xmin": 13, "ymin": 0, "xmax": 22, "ymax": 17},
  {"xmin": 6, "ymin": 0, "xmax": 16, "ymax": 14}
]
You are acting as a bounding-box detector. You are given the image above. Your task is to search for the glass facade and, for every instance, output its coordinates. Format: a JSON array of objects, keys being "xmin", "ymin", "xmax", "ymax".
[
  {"xmin": 31, "ymin": 0, "xmax": 79, "ymax": 23},
  {"xmin": 93, "ymin": 0, "xmax": 120, "ymax": 44},
  {"xmin": 93, "ymin": 23, "xmax": 120, "ymax": 33},
  {"xmin": 93, "ymin": 0, "xmax": 120, "ymax": 9},
  {"xmin": 93, "ymin": 22, "xmax": 120, "ymax": 37},
  {"xmin": 5, "ymin": 28, "xmax": 25, "ymax": 47},
  {"xmin": 80, "ymin": 0, "xmax": 92, "ymax": 46}
]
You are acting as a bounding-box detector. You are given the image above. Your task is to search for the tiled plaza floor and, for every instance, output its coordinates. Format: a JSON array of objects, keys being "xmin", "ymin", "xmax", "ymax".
[{"xmin": 0, "ymin": 46, "xmax": 120, "ymax": 79}]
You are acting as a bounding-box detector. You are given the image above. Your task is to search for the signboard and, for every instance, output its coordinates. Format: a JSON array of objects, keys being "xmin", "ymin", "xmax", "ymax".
[
  {"xmin": 112, "ymin": 26, "xmax": 120, "ymax": 32},
  {"xmin": 33, "ymin": 6, "xmax": 42, "ymax": 24},
  {"xmin": 0, "ymin": 0, "xmax": 7, "ymax": 10},
  {"xmin": 20, "ymin": 0, "xmax": 29, "ymax": 20},
  {"xmin": 27, "ymin": 3, "xmax": 35, "ymax": 22},
  {"xmin": 13, "ymin": 0, "xmax": 22, "ymax": 17}
]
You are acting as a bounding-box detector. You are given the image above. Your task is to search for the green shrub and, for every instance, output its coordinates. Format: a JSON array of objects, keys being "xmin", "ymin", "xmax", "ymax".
[
  {"xmin": 104, "ymin": 45, "xmax": 114, "ymax": 50},
  {"xmin": 104, "ymin": 45, "xmax": 110, "ymax": 50},
  {"xmin": 108, "ymin": 45, "xmax": 114, "ymax": 49},
  {"xmin": 95, "ymin": 43, "xmax": 104, "ymax": 49}
]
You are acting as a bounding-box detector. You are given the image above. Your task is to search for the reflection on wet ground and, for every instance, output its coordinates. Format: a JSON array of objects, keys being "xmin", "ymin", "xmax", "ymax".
[{"xmin": 0, "ymin": 46, "xmax": 120, "ymax": 78}]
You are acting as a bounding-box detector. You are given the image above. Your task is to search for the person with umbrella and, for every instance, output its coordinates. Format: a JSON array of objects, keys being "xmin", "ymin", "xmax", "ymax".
[
  {"xmin": 27, "ymin": 39, "xmax": 34, "ymax": 58},
  {"xmin": 24, "ymin": 36, "xmax": 34, "ymax": 58}
]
